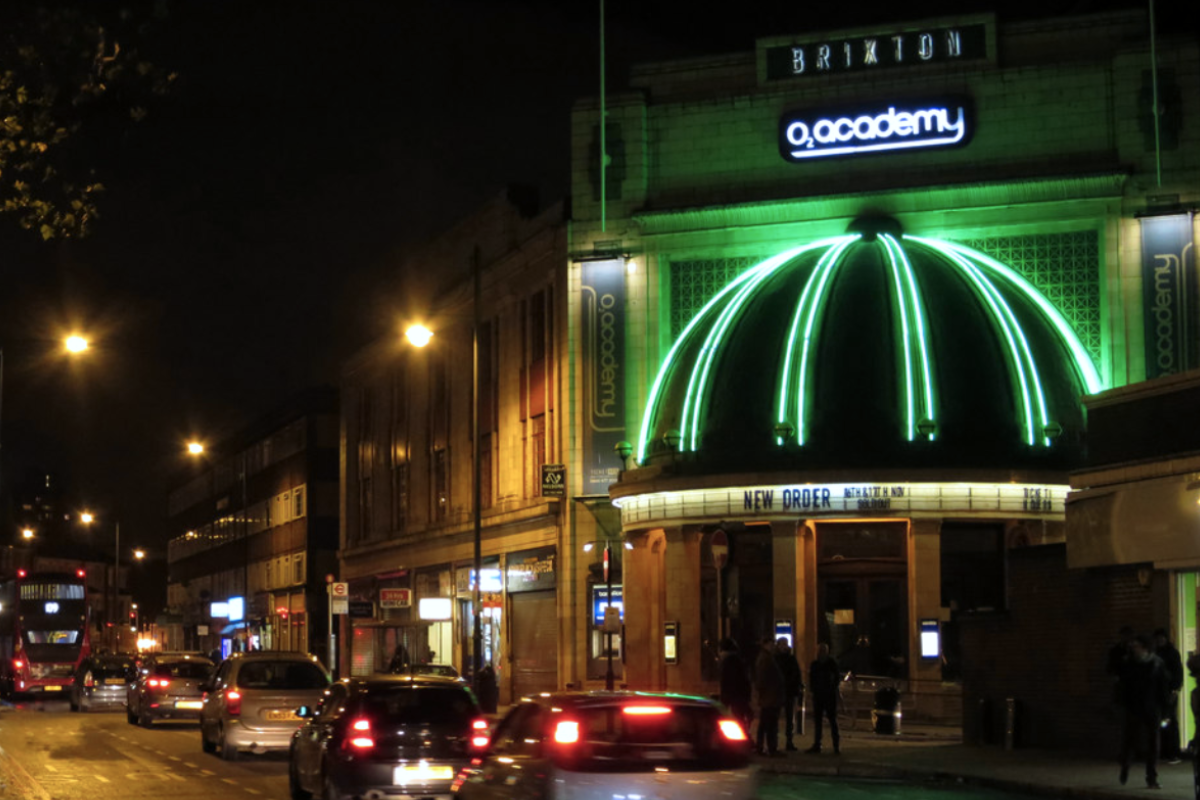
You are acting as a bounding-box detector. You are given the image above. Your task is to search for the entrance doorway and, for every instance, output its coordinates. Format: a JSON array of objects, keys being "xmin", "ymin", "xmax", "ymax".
[{"xmin": 817, "ymin": 522, "xmax": 909, "ymax": 678}]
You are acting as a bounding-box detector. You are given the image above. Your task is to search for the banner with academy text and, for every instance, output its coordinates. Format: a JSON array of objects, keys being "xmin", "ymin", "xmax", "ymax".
[
  {"xmin": 1140, "ymin": 213, "xmax": 1197, "ymax": 379},
  {"xmin": 580, "ymin": 259, "xmax": 626, "ymax": 495}
]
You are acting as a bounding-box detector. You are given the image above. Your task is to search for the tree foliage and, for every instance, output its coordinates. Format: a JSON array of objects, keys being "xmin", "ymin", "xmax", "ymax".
[{"xmin": 0, "ymin": 4, "xmax": 174, "ymax": 240}]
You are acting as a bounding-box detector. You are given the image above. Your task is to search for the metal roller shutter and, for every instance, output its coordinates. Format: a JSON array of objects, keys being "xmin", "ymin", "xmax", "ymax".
[{"xmin": 510, "ymin": 591, "xmax": 557, "ymax": 699}]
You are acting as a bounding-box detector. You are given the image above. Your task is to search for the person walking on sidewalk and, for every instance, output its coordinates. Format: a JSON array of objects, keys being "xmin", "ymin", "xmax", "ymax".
[
  {"xmin": 774, "ymin": 637, "xmax": 803, "ymax": 752},
  {"xmin": 1155, "ymin": 628, "xmax": 1185, "ymax": 763},
  {"xmin": 754, "ymin": 636, "xmax": 785, "ymax": 757},
  {"xmin": 807, "ymin": 642, "xmax": 841, "ymax": 755},
  {"xmin": 718, "ymin": 638, "xmax": 753, "ymax": 730},
  {"xmin": 1118, "ymin": 634, "xmax": 1172, "ymax": 790}
]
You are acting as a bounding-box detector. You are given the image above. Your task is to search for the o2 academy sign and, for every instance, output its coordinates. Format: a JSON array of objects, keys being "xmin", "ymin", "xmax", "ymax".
[
  {"xmin": 779, "ymin": 98, "xmax": 972, "ymax": 161},
  {"xmin": 764, "ymin": 22, "xmax": 988, "ymax": 81}
]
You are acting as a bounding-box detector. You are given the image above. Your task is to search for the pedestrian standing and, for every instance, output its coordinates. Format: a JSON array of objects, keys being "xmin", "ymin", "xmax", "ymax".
[
  {"xmin": 774, "ymin": 637, "xmax": 803, "ymax": 752},
  {"xmin": 753, "ymin": 636, "xmax": 785, "ymax": 757},
  {"xmin": 1118, "ymin": 634, "xmax": 1172, "ymax": 790},
  {"xmin": 1155, "ymin": 628, "xmax": 1184, "ymax": 763},
  {"xmin": 1187, "ymin": 653, "xmax": 1200, "ymax": 800},
  {"xmin": 1107, "ymin": 626, "xmax": 1135, "ymax": 706},
  {"xmin": 807, "ymin": 642, "xmax": 841, "ymax": 755},
  {"xmin": 718, "ymin": 638, "xmax": 753, "ymax": 730}
]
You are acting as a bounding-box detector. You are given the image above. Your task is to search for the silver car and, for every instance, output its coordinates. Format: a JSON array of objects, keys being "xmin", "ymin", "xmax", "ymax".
[
  {"xmin": 452, "ymin": 691, "xmax": 758, "ymax": 800},
  {"xmin": 199, "ymin": 651, "xmax": 330, "ymax": 760}
]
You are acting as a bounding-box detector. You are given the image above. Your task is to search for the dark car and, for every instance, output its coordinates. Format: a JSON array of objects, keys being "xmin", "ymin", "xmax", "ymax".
[
  {"xmin": 69, "ymin": 654, "xmax": 135, "ymax": 712},
  {"xmin": 126, "ymin": 653, "xmax": 215, "ymax": 726},
  {"xmin": 289, "ymin": 675, "xmax": 488, "ymax": 800},
  {"xmin": 388, "ymin": 662, "xmax": 465, "ymax": 682}
]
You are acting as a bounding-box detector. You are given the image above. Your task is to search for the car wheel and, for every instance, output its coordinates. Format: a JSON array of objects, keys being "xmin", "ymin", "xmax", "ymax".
[
  {"xmin": 139, "ymin": 705, "xmax": 153, "ymax": 727},
  {"xmin": 201, "ymin": 722, "xmax": 217, "ymax": 754},
  {"xmin": 219, "ymin": 724, "xmax": 239, "ymax": 761},
  {"xmin": 288, "ymin": 754, "xmax": 311, "ymax": 800},
  {"xmin": 69, "ymin": 694, "xmax": 79, "ymax": 712},
  {"xmin": 126, "ymin": 705, "xmax": 137, "ymax": 725},
  {"xmin": 322, "ymin": 772, "xmax": 342, "ymax": 800}
]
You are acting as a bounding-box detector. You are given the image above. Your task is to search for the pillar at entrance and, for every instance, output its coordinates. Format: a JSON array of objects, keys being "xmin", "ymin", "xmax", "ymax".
[
  {"xmin": 624, "ymin": 530, "xmax": 666, "ymax": 689},
  {"xmin": 663, "ymin": 527, "xmax": 703, "ymax": 695},
  {"xmin": 772, "ymin": 522, "xmax": 806, "ymax": 662},
  {"xmin": 909, "ymin": 519, "xmax": 943, "ymax": 689}
]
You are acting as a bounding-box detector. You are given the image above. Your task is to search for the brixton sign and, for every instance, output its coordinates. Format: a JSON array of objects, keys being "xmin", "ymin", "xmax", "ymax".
[{"xmin": 780, "ymin": 98, "xmax": 972, "ymax": 161}]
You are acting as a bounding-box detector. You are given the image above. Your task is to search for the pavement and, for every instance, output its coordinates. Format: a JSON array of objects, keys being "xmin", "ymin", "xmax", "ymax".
[{"xmin": 756, "ymin": 720, "xmax": 1197, "ymax": 799}]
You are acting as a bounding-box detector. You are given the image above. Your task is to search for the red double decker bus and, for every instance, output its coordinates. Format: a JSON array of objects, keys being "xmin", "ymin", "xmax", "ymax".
[{"xmin": 1, "ymin": 570, "xmax": 91, "ymax": 698}]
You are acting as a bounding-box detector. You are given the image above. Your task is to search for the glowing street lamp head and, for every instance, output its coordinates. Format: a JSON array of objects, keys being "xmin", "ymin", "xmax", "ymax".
[
  {"xmin": 133, "ymin": 549, "xmax": 146, "ymax": 560},
  {"xmin": 405, "ymin": 324, "xmax": 433, "ymax": 348},
  {"xmin": 64, "ymin": 335, "xmax": 89, "ymax": 354},
  {"xmin": 187, "ymin": 441, "xmax": 205, "ymax": 456},
  {"xmin": 80, "ymin": 512, "xmax": 95, "ymax": 525},
  {"xmin": 21, "ymin": 528, "xmax": 34, "ymax": 540}
]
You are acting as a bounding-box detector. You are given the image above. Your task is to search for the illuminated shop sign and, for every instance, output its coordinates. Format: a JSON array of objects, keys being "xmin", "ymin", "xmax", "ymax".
[
  {"xmin": 780, "ymin": 98, "xmax": 972, "ymax": 161},
  {"xmin": 1139, "ymin": 213, "xmax": 1197, "ymax": 378},
  {"xmin": 613, "ymin": 482, "xmax": 1065, "ymax": 527},
  {"xmin": 764, "ymin": 22, "xmax": 987, "ymax": 81}
]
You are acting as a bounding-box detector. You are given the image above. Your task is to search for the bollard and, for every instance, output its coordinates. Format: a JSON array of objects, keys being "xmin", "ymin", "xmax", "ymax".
[{"xmin": 1004, "ymin": 697, "xmax": 1018, "ymax": 750}]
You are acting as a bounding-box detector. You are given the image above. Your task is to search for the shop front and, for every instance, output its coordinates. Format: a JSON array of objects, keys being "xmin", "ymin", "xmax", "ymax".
[{"xmin": 505, "ymin": 547, "xmax": 558, "ymax": 701}]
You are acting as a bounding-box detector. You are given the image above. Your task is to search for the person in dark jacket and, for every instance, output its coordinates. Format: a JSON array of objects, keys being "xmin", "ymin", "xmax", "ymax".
[
  {"xmin": 807, "ymin": 642, "xmax": 841, "ymax": 755},
  {"xmin": 774, "ymin": 637, "xmax": 804, "ymax": 751},
  {"xmin": 718, "ymin": 638, "xmax": 753, "ymax": 729},
  {"xmin": 754, "ymin": 636, "xmax": 785, "ymax": 756},
  {"xmin": 1118, "ymin": 634, "xmax": 1172, "ymax": 789},
  {"xmin": 1107, "ymin": 626, "xmax": 1135, "ymax": 705},
  {"xmin": 1154, "ymin": 628, "xmax": 1184, "ymax": 762}
]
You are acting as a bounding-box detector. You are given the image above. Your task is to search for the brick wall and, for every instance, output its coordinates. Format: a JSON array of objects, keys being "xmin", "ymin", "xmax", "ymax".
[{"xmin": 960, "ymin": 543, "xmax": 1167, "ymax": 750}]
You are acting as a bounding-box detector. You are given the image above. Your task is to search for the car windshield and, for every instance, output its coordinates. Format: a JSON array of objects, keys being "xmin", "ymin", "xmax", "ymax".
[
  {"xmin": 553, "ymin": 703, "xmax": 749, "ymax": 773},
  {"xmin": 359, "ymin": 686, "xmax": 477, "ymax": 725},
  {"xmin": 237, "ymin": 661, "xmax": 328, "ymax": 690},
  {"xmin": 411, "ymin": 664, "xmax": 457, "ymax": 678},
  {"xmin": 91, "ymin": 659, "xmax": 134, "ymax": 679},
  {"xmin": 154, "ymin": 661, "xmax": 213, "ymax": 679}
]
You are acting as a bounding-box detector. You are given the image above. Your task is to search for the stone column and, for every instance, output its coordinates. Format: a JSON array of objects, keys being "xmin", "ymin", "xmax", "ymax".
[
  {"xmin": 624, "ymin": 529, "xmax": 666, "ymax": 690},
  {"xmin": 908, "ymin": 519, "xmax": 943, "ymax": 705},
  {"xmin": 663, "ymin": 526, "xmax": 703, "ymax": 695},
  {"xmin": 796, "ymin": 521, "xmax": 818, "ymax": 669}
]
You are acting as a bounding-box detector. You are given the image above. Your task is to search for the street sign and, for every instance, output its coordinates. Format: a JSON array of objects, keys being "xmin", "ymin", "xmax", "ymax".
[
  {"xmin": 379, "ymin": 588, "xmax": 412, "ymax": 608},
  {"xmin": 332, "ymin": 598, "xmax": 349, "ymax": 615},
  {"xmin": 603, "ymin": 606, "xmax": 622, "ymax": 633},
  {"xmin": 710, "ymin": 529, "xmax": 729, "ymax": 570},
  {"xmin": 541, "ymin": 464, "xmax": 566, "ymax": 497},
  {"xmin": 348, "ymin": 600, "xmax": 374, "ymax": 618},
  {"xmin": 329, "ymin": 582, "xmax": 348, "ymax": 597}
]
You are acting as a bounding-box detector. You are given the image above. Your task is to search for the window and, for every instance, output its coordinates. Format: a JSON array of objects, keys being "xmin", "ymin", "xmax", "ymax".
[
  {"xmin": 293, "ymin": 554, "xmax": 305, "ymax": 585},
  {"xmin": 292, "ymin": 485, "xmax": 306, "ymax": 519},
  {"xmin": 481, "ymin": 433, "xmax": 494, "ymax": 509},
  {"xmin": 530, "ymin": 415, "xmax": 546, "ymax": 498},
  {"xmin": 391, "ymin": 364, "xmax": 409, "ymax": 532},
  {"xmin": 360, "ymin": 477, "xmax": 374, "ymax": 539},
  {"xmin": 433, "ymin": 449, "xmax": 448, "ymax": 521}
]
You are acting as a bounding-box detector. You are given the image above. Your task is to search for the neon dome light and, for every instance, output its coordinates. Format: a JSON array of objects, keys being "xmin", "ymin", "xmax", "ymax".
[
  {"xmin": 906, "ymin": 236, "xmax": 1104, "ymax": 395},
  {"xmin": 638, "ymin": 232, "xmax": 1104, "ymax": 465},
  {"xmin": 637, "ymin": 237, "xmax": 850, "ymax": 462},
  {"xmin": 881, "ymin": 234, "xmax": 936, "ymax": 440}
]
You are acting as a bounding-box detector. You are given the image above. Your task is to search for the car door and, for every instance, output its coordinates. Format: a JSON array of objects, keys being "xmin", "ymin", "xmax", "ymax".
[
  {"xmin": 128, "ymin": 658, "xmax": 150, "ymax": 713},
  {"xmin": 202, "ymin": 659, "xmax": 234, "ymax": 732},
  {"xmin": 297, "ymin": 682, "xmax": 346, "ymax": 790}
]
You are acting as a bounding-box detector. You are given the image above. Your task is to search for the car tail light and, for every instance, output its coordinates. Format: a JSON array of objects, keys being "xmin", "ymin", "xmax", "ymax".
[
  {"xmin": 13, "ymin": 659, "xmax": 24, "ymax": 671},
  {"xmin": 470, "ymin": 717, "xmax": 490, "ymax": 750},
  {"xmin": 344, "ymin": 718, "xmax": 374, "ymax": 750},
  {"xmin": 553, "ymin": 720, "xmax": 580, "ymax": 744},
  {"xmin": 226, "ymin": 690, "xmax": 242, "ymax": 716},
  {"xmin": 718, "ymin": 719, "xmax": 748, "ymax": 741},
  {"xmin": 84, "ymin": 673, "xmax": 95, "ymax": 689},
  {"xmin": 623, "ymin": 705, "xmax": 672, "ymax": 715},
  {"xmin": 148, "ymin": 678, "xmax": 170, "ymax": 689}
]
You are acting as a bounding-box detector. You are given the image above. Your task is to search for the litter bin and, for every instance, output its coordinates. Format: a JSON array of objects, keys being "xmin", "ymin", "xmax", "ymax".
[{"xmin": 872, "ymin": 686, "xmax": 902, "ymax": 735}]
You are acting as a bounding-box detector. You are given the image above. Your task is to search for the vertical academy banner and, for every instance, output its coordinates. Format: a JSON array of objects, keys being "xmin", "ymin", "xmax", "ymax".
[
  {"xmin": 580, "ymin": 259, "xmax": 626, "ymax": 494},
  {"xmin": 1141, "ymin": 213, "xmax": 1197, "ymax": 379}
]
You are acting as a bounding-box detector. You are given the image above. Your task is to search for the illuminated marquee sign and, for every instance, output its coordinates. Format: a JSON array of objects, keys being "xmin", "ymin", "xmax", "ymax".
[
  {"xmin": 780, "ymin": 98, "xmax": 972, "ymax": 161},
  {"xmin": 614, "ymin": 482, "xmax": 1065, "ymax": 527},
  {"xmin": 764, "ymin": 22, "xmax": 988, "ymax": 81}
]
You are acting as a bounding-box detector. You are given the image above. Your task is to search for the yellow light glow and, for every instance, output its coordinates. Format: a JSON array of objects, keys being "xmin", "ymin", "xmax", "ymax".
[
  {"xmin": 187, "ymin": 441, "xmax": 205, "ymax": 456},
  {"xmin": 405, "ymin": 324, "xmax": 433, "ymax": 348},
  {"xmin": 80, "ymin": 512, "xmax": 95, "ymax": 525},
  {"xmin": 21, "ymin": 528, "xmax": 34, "ymax": 540},
  {"xmin": 134, "ymin": 549, "xmax": 146, "ymax": 560},
  {"xmin": 64, "ymin": 335, "xmax": 89, "ymax": 354}
]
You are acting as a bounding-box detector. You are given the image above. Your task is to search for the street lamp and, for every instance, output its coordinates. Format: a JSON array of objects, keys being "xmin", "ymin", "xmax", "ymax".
[
  {"xmin": 21, "ymin": 528, "xmax": 34, "ymax": 540},
  {"xmin": 187, "ymin": 441, "xmax": 250, "ymax": 650},
  {"xmin": 80, "ymin": 511, "xmax": 122, "ymax": 650}
]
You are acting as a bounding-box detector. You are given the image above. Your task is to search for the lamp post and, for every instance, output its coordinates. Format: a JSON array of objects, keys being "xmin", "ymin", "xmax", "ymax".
[
  {"xmin": 81, "ymin": 511, "xmax": 127, "ymax": 650},
  {"xmin": 404, "ymin": 249, "xmax": 483, "ymax": 691}
]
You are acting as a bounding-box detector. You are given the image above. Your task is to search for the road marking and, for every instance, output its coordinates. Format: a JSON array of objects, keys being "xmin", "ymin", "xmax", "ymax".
[
  {"xmin": 245, "ymin": 789, "xmax": 261, "ymax": 795},
  {"xmin": 43, "ymin": 764, "xmax": 57, "ymax": 772},
  {"xmin": 183, "ymin": 761, "xmax": 198, "ymax": 768},
  {"xmin": 168, "ymin": 755, "xmax": 181, "ymax": 761},
  {"xmin": 201, "ymin": 768, "xmax": 216, "ymax": 776},
  {"xmin": 168, "ymin": 773, "xmax": 186, "ymax": 782},
  {"xmin": 222, "ymin": 777, "xmax": 239, "ymax": 785},
  {"xmin": 154, "ymin": 750, "xmax": 166, "ymax": 756},
  {"xmin": 95, "ymin": 775, "xmax": 111, "ymax": 783}
]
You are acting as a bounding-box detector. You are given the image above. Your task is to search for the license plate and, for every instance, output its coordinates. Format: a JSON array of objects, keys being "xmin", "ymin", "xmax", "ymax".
[
  {"xmin": 394, "ymin": 764, "xmax": 454, "ymax": 784},
  {"xmin": 106, "ymin": 679, "xmax": 126, "ymax": 685},
  {"xmin": 266, "ymin": 710, "xmax": 299, "ymax": 721},
  {"xmin": 43, "ymin": 685, "xmax": 63, "ymax": 692},
  {"xmin": 175, "ymin": 700, "xmax": 203, "ymax": 710}
]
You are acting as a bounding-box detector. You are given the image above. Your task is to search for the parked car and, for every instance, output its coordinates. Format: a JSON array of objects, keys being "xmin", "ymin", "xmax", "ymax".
[
  {"xmin": 289, "ymin": 674, "xmax": 488, "ymax": 800},
  {"xmin": 388, "ymin": 662, "xmax": 464, "ymax": 682},
  {"xmin": 200, "ymin": 651, "xmax": 330, "ymax": 761},
  {"xmin": 126, "ymin": 653, "xmax": 215, "ymax": 726},
  {"xmin": 450, "ymin": 691, "xmax": 757, "ymax": 800},
  {"xmin": 69, "ymin": 654, "xmax": 135, "ymax": 712}
]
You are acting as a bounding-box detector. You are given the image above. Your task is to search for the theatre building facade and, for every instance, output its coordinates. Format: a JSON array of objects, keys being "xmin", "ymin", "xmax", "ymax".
[{"xmin": 568, "ymin": 11, "xmax": 1200, "ymax": 724}]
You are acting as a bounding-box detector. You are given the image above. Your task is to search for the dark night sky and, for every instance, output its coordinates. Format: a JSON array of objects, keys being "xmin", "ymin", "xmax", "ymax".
[{"xmin": 0, "ymin": 0, "xmax": 1167, "ymax": 569}]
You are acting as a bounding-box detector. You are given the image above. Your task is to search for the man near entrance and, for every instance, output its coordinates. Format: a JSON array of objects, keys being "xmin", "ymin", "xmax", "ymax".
[
  {"xmin": 775, "ymin": 637, "xmax": 803, "ymax": 751},
  {"xmin": 807, "ymin": 642, "xmax": 841, "ymax": 755},
  {"xmin": 753, "ymin": 637, "xmax": 785, "ymax": 757}
]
